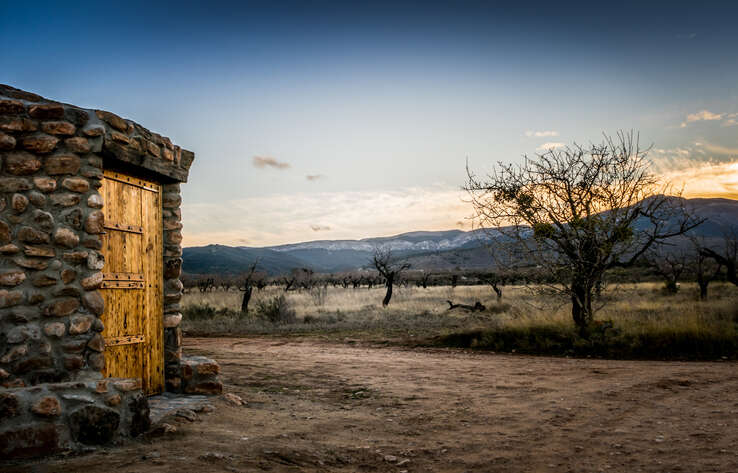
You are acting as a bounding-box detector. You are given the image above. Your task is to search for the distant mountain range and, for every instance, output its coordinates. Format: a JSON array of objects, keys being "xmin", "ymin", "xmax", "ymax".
[{"xmin": 182, "ymin": 198, "xmax": 738, "ymax": 276}]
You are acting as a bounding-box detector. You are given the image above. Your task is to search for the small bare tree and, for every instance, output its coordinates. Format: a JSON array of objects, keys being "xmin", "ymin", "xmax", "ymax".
[
  {"xmin": 647, "ymin": 248, "xmax": 688, "ymax": 294},
  {"xmin": 238, "ymin": 262, "xmax": 259, "ymax": 315},
  {"xmin": 419, "ymin": 271, "xmax": 432, "ymax": 289},
  {"xmin": 477, "ymin": 272, "xmax": 504, "ymax": 301},
  {"xmin": 687, "ymin": 235, "xmax": 722, "ymax": 300},
  {"xmin": 465, "ymin": 131, "xmax": 702, "ymax": 333},
  {"xmin": 372, "ymin": 246, "xmax": 410, "ymax": 307},
  {"xmin": 197, "ymin": 276, "xmax": 215, "ymax": 293}
]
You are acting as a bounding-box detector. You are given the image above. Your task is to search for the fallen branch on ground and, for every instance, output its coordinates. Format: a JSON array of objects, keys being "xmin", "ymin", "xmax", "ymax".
[{"xmin": 446, "ymin": 300, "xmax": 486, "ymax": 312}]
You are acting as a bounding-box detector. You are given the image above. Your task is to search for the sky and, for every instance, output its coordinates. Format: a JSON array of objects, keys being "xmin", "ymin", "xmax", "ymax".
[{"xmin": 2, "ymin": 1, "xmax": 738, "ymax": 247}]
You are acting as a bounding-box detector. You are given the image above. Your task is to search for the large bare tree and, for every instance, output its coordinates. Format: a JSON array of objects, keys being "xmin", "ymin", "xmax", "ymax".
[
  {"xmin": 372, "ymin": 246, "xmax": 410, "ymax": 307},
  {"xmin": 465, "ymin": 131, "xmax": 702, "ymax": 333}
]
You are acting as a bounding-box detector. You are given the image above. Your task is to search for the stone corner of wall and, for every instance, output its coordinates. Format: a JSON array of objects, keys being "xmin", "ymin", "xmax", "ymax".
[{"xmin": 164, "ymin": 355, "xmax": 222, "ymax": 395}]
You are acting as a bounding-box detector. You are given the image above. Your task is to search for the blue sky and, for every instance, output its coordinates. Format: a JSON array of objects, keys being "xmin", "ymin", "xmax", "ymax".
[{"xmin": 2, "ymin": 1, "xmax": 737, "ymax": 246}]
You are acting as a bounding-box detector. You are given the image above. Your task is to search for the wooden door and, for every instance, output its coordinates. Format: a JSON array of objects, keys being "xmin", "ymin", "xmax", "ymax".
[{"xmin": 100, "ymin": 170, "xmax": 164, "ymax": 395}]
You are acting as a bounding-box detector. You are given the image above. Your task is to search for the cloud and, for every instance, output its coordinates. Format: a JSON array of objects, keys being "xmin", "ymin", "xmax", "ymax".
[
  {"xmin": 181, "ymin": 186, "xmax": 470, "ymax": 247},
  {"xmin": 659, "ymin": 159, "xmax": 738, "ymax": 200},
  {"xmin": 306, "ymin": 174, "xmax": 324, "ymax": 181},
  {"xmin": 650, "ymin": 142, "xmax": 738, "ymax": 200},
  {"xmin": 676, "ymin": 33, "xmax": 697, "ymax": 39},
  {"xmin": 525, "ymin": 130, "xmax": 559, "ymax": 138},
  {"xmin": 310, "ymin": 224, "xmax": 331, "ymax": 232},
  {"xmin": 695, "ymin": 141, "xmax": 738, "ymax": 156},
  {"xmin": 680, "ymin": 110, "xmax": 724, "ymax": 128},
  {"xmin": 721, "ymin": 113, "xmax": 738, "ymax": 127},
  {"xmin": 253, "ymin": 156, "xmax": 290, "ymax": 169},
  {"xmin": 536, "ymin": 142, "xmax": 566, "ymax": 151}
]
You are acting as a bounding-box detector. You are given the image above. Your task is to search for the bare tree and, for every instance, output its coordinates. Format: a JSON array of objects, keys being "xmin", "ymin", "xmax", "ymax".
[
  {"xmin": 700, "ymin": 227, "xmax": 738, "ymax": 287},
  {"xmin": 197, "ymin": 276, "xmax": 215, "ymax": 293},
  {"xmin": 419, "ymin": 271, "xmax": 432, "ymax": 289},
  {"xmin": 465, "ymin": 131, "xmax": 702, "ymax": 333},
  {"xmin": 238, "ymin": 262, "xmax": 259, "ymax": 315},
  {"xmin": 372, "ymin": 247, "xmax": 410, "ymax": 307},
  {"xmin": 686, "ymin": 235, "xmax": 722, "ymax": 300},
  {"xmin": 477, "ymin": 272, "xmax": 504, "ymax": 301},
  {"xmin": 280, "ymin": 273, "xmax": 297, "ymax": 291},
  {"xmin": 647, "ymin": 248, "xmax": 688, "ymax": 294}
]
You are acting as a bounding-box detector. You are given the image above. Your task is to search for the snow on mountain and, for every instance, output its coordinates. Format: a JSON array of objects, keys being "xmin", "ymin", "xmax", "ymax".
[{"xmin": 265, "ymin": 229, "xmax": 493, "ymax": 253}]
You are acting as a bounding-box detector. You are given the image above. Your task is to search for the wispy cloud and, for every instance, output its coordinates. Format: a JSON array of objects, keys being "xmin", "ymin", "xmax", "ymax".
[
  {"xmin": 310, "ymin": 224, "xmax": 331, "ymax": 232},
  {"xmin": 306, "ymin": 174, "xmax": 324, "ymax": 181},
  {"xmin": 680, "ymin": 109, "xmax": 725, "ymax": 128},
  {"xmin": 695, "ymin": 141, "xmax": 738, "ymax": 156},
  {"xmin": 536, "ymin": 142, "xmax": 566, "ymax": 151},
  {"xmin": 721, "ymin": 113, "xmax": 738, "ymax": 127},
  {"xmin": 676, "ymin": 33, "xmax": 697, "ymax": 40},
  {"xmin": 253, "ymin": 156, "xmax": 290, "ymax": 169},
  {"xmin": 525, "ymin": 130, "xmax": 559, "ymax": 138},
  {"xmin": 181, "ymin": 186, "xmax": 469, "ymax": 247}
]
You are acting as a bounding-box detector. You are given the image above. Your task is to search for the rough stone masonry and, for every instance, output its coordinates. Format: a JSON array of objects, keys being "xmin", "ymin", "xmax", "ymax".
[{"xmin": 0, "ymin": 85, "xmax": 221, "ymax": 459}]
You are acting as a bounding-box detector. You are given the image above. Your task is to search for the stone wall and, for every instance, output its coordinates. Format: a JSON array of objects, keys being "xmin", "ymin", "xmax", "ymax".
[{"xmin": 0, "ymin": 84, "xmax": 215, "ymax": 459}]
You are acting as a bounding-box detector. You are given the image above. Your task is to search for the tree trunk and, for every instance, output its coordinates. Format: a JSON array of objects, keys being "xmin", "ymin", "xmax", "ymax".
[
  {"xmin": 701, "ymin": 248, "xmax": 737, "ymax": 286},
  {"xmin": 382, "ymin": 273, "xmax": 394, "ymax": 307},
  {"xmin": 240, "ymin": 286, "xmax": 253, "ymax": 314},
  {"xmin": 571, "ymin": 279, "xmax": 593, "ymax": 334},
  {"xmin": 698, "ymin": 280, "xmax": 709, "ymax": 300},
  {"xmin": 491, "ymin": 283, "xmax": 502, "ymax": 301}
]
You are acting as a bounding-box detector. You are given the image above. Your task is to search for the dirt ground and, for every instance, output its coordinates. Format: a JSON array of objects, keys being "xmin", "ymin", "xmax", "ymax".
[{"xmin": 9, "ymin": 337, "xmax": 738, "ymax": 473}]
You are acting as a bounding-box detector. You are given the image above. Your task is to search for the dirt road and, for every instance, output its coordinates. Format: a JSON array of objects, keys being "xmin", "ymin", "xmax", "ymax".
[{"xmin": 10, "ymin": 337, "xmax": 738, "ymax": 472}]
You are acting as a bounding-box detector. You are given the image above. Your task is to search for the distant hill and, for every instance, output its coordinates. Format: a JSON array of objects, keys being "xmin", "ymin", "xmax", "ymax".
[
  {"xmin": 182, "ymin": 197, "xmax": 738, "ymax": 275},
  {"xmin": 182, "ymin": 245, "xmax": 307, "ymax": 276}
]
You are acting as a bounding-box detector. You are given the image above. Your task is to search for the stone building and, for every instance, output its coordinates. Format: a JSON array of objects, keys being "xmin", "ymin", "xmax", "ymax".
[{"xmin": 0, "ymin": 85, "xmax": 221, "ymax": 459}]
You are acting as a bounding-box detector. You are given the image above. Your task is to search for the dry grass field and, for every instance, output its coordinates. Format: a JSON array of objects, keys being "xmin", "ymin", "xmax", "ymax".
[{"xmin": 181, "ymin": 282, "xmax": 738, "ymax": 359}]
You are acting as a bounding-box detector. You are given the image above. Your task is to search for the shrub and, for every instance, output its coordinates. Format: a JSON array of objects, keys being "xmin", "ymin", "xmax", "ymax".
[
  {"xmin": 183, "ymin": 304, "xmax": 235, "ymax": 320},
  {"xmin": 255, "ymin": 295, "xmax": 296, "ymax": 324},
  {"xmin": 310, "ymin": 286, "xmax": 328, "ymax": 306},
  {"xmin": 486, "ymin": 303, "xmax": 511, "ymax": 315}
]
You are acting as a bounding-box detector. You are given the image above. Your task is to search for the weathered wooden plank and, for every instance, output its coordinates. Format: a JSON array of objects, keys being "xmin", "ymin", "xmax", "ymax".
[
  {"xmin": 103, "ymin": 222, "xmax": 143, "ymax": 234},
  {"xmin": 104, "ymin": 231, "xmax": 143, "ymax": 274},
  {"xmin": 142, "ymin": 182, "xmax": 164, "ymax": 394},
  {"xmin": 104, "ymin": 334, "xmax": 145, "ymax": 346}
]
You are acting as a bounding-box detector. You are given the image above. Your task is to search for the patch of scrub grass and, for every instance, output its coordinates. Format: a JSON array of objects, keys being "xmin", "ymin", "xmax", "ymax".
[{"xmin": 438, "ymin": 323, "xmax": 738, "ymax": 360}]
